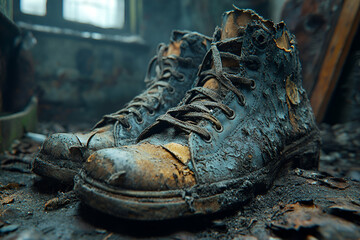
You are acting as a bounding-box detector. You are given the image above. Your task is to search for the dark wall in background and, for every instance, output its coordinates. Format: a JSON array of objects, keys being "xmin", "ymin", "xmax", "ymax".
[
  {"xmin": 20, "ymin": 0, "xmax": 271, "ymax": 124},
  {"xmin": 31, "ymin": 34, "xmax": 148, "ymax": 123}
]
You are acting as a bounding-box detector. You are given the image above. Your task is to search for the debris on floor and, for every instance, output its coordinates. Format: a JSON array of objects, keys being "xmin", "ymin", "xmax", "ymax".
[
  {"xmin": 0, "ymin": 121, "xmax": 359, "ymax": 239},
  {"xmin": 44, "ymin": 191, "xmax": 77, "ymax": 211},
  {"xmin": 270, "ymin": 200, "xmax": 360, "ymax": 239}
]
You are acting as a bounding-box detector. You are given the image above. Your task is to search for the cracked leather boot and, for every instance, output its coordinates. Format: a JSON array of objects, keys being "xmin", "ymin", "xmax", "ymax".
[
  {"xmin": 75, "ymin": 8, "xmax": 321, "ymax": 220},
  {"xmin": 32, "ymin": 30, "xmax": 212, "ymax": 185}
]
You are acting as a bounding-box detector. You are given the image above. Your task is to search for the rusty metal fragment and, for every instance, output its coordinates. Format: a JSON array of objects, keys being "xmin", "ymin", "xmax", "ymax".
[
  {"xmin": 44, "ymin": 191, "xmax": 77, "ymax": 211},
  {"xmin": 0, "ymin": 183, "xmax": 24, "ymax": 191},
  {"xmin": 270, "ymin": 200, "xmax": 360, "ymax": 239},
  {"xmin": 1, "ymin": 195, "xmax": 14, "ymax": 205},
  {"xmin": 327, "ymin": 203, "xmax": 360, "ymax": 225},
  {"xmin": 294, "ymin": 168, "xmax": 350, "ymax": 189}
]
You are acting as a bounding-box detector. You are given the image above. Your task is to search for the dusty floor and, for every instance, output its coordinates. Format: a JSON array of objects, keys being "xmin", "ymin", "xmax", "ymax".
[{"xmin": 0, "ymin": 121, "xmax": 359, "ymax": 240}]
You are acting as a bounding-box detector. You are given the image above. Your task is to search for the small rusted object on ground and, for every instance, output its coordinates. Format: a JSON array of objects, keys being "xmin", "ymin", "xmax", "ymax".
[
  {"xmin": 1, "ymin": 195, "xmax": 14, "ymax": 205},
  {"xmin": 295, "ymin": 168, "xmax": 350, "ymax": 189},
  {"xmin": 270, "ymin": 200, "xmax": 360, "ymax": 239},
  {"xmin": 44, "ymin": 191, "xmax": 77, "ymax": 211},
  {"xmin": 0, "ymin": 183, "xmax": 24, "ymax": 191}
]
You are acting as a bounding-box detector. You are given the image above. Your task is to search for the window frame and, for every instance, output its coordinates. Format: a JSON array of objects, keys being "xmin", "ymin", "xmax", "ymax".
[{"xmin": 13, "ymin": 0, "xmax": 138, "ymax": 36}]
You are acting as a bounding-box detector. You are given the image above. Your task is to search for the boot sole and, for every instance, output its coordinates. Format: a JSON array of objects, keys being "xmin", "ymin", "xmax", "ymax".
[
  {"xmin": 32, "ymin": 156, "xmax": 80, "ymax": 185},
  {"xmin": 74, "ymin": 130, "xmax": 320, "ymax": 220}
]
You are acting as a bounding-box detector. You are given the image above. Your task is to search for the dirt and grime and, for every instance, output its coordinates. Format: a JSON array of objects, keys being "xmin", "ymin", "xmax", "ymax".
[{"xmin": 0, "ymin": 121, "xmax": 359, "ymax": 239}]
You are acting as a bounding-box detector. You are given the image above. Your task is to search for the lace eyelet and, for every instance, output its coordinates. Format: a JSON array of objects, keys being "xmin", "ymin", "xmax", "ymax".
[
  {"xmin": 169, "ymin": 87, "xmax": 175, "ymax": 93},
  {"xmin": 203, "ymin": 134, "xmax": 212, "ymax": 143},
  {"xmin": 147, "ymin": 110, "xmax": 155, "ymax": 116},
  {"xmin": 214, "ymin": 124, "xmax": 223, "ymax": 133},
  {"xmin": 252, "ymin": 29, "xmax": 268, "ymax": 49},
  {"xmin": 250, "ymin": 80, "xmax": 256, "ymax": 90},
  {"xmin": 227, "ymin": 110, "xmax": 236, "ymax": 120},
  {"xmin": 135, "ymin": 117, "xmax": 144, "ymax": 124},
  {"xmin": 124, "ymin": 124, "xmax": 132, "ymax": 131},
  {"xmin": 178, "ymin": 75, "xmax": 185, "ymax": 82}
]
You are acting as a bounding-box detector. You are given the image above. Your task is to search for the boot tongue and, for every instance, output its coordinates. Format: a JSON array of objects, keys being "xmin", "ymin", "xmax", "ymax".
[
  {"xmin": 220, "ymin": 9, "xmax": 262, "ymax": 39},
  {"xmin": 148, "ymin": 40, "xmax": 183, "ymax": 95},
  {"xmin": 163, "ymin": 40, "xmax": 182, "ymax": 57},
  {"xmin": 202, "ymin": 10, "xmax": 254, "ymax": 93},
  {"xmin": 202, "ymin": 9, "xmax": 266, "ymax": 93},
  {"xmin": 163, "ymin": 30, "xmax": 189, "ymax": 57}
]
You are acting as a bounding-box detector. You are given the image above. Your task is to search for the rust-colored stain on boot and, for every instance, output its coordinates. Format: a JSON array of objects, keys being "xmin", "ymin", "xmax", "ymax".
[
  {"xmin": 275, "ymin": 29, "xmax": 293, "ymax": 52},
  {"xmin": 286, "ymin": 76, "xmax": 300, "ymax": 105},
  {"xmin": 85, "ymin": 142, "xmax": 196, "ymax": 191},
  {"xmin": 221, "ymin": 10, "xmax": 254, "ymax": 39},
  {"xmin": 203, "ymin": 78, "xmax": 220, "ymax": 90},
  {"xmin": 131, "ymin": 143, "xmax": 195, "ymax": 189},
  {"xmin": 162, "ymin": 142, "xmax": 191, "ymax": 165},
  {"xmin": 221, "ymin": 9, "xmax": 273, "ymax": 40},
  {"xmin": 164, "ymin": 41, "xmax": 182, "ymax": 57},
  {"xmin": 286, "ymin": 76, "xmax": 301, "ymax": 131}
]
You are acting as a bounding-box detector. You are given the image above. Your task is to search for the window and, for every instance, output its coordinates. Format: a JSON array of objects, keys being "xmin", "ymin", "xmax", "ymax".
[
  {"xmin": 63, "ymin": 0, "xmax": 125, "ymax": 29},
  {"xmin": 18, "ymin": 0, "xmax": 125, "ymax": 29},
  {"xmin": 20, "ymin": 0, "xmax": 46, "ymax": 16},
  {"xmin": 14, "ymin": 0, "xmax": 142, "ymax": 38}
]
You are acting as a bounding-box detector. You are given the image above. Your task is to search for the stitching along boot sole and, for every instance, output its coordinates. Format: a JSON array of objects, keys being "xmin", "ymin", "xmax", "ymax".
[{"xmin": 74, "ymin": 130, "xmax": 320, "ymax": 221}]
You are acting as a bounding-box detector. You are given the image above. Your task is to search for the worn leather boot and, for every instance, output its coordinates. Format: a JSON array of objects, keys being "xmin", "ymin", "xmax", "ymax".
[
  {"xmin": 75, "ymin": 8, "xmax": 321, "ymax": 220},
  {"xmin": 32, "ymin": 31, "xmax": 212, "ymax": 185}
]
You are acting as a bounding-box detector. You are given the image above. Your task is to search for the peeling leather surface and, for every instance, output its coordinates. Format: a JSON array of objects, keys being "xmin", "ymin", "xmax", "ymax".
[
  {"xmin": 270, "ymin": 200, "xmax": 360, "ymax": 239},
  {"xmin": 79, "ymin": 8, "xmax": 321, "ymax": 218},
  {"xmin": 274, "ymin": 30, "xmax": 292, "ymax": 52},
  {"xmin": 85, "ymin": 143, "xmax": 195, "ymax": 191},
  {"xmin": 286, "ymin": 76, "xmax": 300, "ymax": 105},
  {"xmin": 162, "ymin": 142, "xmax": 191, "ymax": 165}
]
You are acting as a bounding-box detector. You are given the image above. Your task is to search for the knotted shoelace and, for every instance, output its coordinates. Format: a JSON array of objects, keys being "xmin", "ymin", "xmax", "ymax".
[
  {"xmin": 152, "ymin": 38, "xmax": 259, "ymax": 141},
  {"xmin": 94, "ymin": 43, "xmax": 193, "ymax": 130}
]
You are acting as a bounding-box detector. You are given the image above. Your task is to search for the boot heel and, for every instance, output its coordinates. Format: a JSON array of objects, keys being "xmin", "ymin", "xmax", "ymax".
[{"xmin": 283, "ymin": 131, "xmax": 321, "ymax": 171}]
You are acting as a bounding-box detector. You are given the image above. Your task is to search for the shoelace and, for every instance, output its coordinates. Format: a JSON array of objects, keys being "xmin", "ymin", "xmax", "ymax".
[
  {"xmin": 153, "ymin": 38, "xmax": 259, "ymax": 141},
  {"xmin": 94, "ymin": 43, "xmax": 193, "ymax": 130}
]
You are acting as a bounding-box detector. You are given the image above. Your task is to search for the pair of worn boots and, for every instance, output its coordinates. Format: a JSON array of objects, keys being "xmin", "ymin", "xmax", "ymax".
[{"xmin": 32, "ymin": 8, "xmax": 320, "ymax": 221}]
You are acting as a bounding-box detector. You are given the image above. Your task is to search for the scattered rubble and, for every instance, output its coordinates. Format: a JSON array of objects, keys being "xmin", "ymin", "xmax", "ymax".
[
  {"xmin": 0, "ymin": 121, "xmax": 359, "ymax": 239},
  {"xmin": 270, "ymin": 200, "xmax": 360, "ymax": 239},
  {"xmin": 44, "ymin": 191, "xmax": 77, "ymax": 211}
]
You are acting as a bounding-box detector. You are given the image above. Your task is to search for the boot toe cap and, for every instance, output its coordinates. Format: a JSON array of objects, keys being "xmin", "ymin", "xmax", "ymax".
[
  {"xmin": 84, "ymin": 143, "xmax": 196, "ymax": 191},
  {"xmin": 40, "ymin": 133, "xmax": 81, "ymax": 160}
]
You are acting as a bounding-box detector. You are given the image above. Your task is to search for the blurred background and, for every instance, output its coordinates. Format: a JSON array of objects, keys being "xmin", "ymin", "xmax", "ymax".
[{"xmin": 1, "ymin": 0, "xmax": 286, "ymax": 124}]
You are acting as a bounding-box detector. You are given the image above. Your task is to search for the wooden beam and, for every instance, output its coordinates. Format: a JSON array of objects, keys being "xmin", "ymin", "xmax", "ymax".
[{"xmin": 310, "ymin": 0, "xmax": 360, "ymax": 122}]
